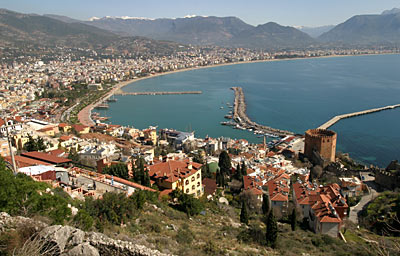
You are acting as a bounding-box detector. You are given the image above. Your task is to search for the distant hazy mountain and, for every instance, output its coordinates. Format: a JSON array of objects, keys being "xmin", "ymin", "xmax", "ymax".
[
  {"xmin": 231, "ymin": 22, "xmax": 317, "ymax": 49},
  {"xmin": 85, "ymin": 16, "xmax": 316, "ymax": 49},
  {"xmin": 0, "ymin": 9, "xmax": 185, "ymax": 56},
  {"xmin": 381, "ymin": 8, "xmax": 400, "ymax": 15},
  {"xmin": 44, "ymin": 14, "xmax": 81, "ymax": 23},
  {"xmin": 298, "ymin": 25, "xmax": 335, "ymax": 38},
  {"xmin": 319, "ymin": 9, "xmax": 400, "ymax": 45}
]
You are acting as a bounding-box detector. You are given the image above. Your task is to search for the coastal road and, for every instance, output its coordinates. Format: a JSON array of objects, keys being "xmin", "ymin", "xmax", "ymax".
[
  {"xmin": 60, "ymin": 101, "xmax": 80, "ymax": 123},
  {"xmin": 349, "ymin": 172, "xmax": 378, "ymax": 224}
]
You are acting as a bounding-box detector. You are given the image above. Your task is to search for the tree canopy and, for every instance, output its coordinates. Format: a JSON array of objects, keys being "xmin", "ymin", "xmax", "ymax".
[{"xmin": 218, "ymin": 151, "xmax": 231, "ymax": 176}]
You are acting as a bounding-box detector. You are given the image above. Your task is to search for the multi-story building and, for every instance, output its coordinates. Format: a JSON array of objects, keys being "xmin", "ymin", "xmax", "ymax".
[
  {"xmin": 148, "ymin": 159, "xmax": 203, "ymax": 197},
  {"xmin": 0, "ymin": 138, "xmax": 10, "ymax": 157}
]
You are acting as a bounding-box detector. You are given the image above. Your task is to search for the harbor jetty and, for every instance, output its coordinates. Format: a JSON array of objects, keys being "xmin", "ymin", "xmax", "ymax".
[
  {"xmin": 318, "ymin": 103, "xmax": 400, "ymax": 129},
  {"xmin": 114, "ymin": 90, "xmax": 202, "ymax": 96},
  {"xmin": 231, "ymin": 87, "xmax": 294, "ymax": 137}
]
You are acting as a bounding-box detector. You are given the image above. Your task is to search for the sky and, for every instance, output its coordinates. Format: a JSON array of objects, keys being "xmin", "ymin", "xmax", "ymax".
[{"xmin": 1, "ymin": 0, "xmax": 399, "ymax": 27}]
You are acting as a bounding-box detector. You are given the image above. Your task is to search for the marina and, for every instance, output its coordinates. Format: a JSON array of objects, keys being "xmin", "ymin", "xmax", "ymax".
[{"xmin": 230, "ymin": 87, "xmax": 294, "ymax": 137}]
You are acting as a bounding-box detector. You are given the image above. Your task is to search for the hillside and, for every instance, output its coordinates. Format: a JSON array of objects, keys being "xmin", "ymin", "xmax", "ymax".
[
  {"xmin": 0, "ymin": 162, "xmax": 391, "ymax": 256},
  {"xmin": 86, "ymin": 16, "xmax": 316, "ymax": 50},
  {"xmin": 0, "ymin": 9, "xmax": 186, "ymax": 57},
  {"xmin": 319, "ymin": 11, "xmax": 400, "ymax": 46},
  {"xmin": 231, "ymin": 22, "xmax": 317, "ymax": 49}
]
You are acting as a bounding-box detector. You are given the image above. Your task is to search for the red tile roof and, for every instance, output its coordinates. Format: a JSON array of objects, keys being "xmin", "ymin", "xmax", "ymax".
[
  {"xmin": 148, "ymin": 160, "xmax": 201, "ymax": 183},
  {"xmin": 21, "ymin": 151, "xmax": 72, "ymax": 165},
  {"xmin": 5, "ymin": 155, "xmax": 51, "ymax": 168}
]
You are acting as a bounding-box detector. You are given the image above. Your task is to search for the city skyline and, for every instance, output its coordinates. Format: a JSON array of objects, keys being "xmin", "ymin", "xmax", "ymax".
[{"xmin": 1, "ymin": 0, "xmax": 399, "ymax": 27}]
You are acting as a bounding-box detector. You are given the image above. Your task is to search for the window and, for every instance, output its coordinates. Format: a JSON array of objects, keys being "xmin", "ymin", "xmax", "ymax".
[
  {"xmin": 192, "ymin": 185, "xmax": 195, "ymax": 190},
  {"xmin": 186, "ymin": 189, "xmax": 189, "ymax": 193},
  {"xmin": 197, "ymin": 173, "xmax": 200, "ymax": 179},
  {"xmin": 185, "ymin": 180, "xmax": 189, "ymax": 185},
  {"xmin": 197, "ymin": 182, "xmax": 200, "ymax": 187},
  {"xmin": 192, "ymin": 177, "xmax": 195, "ymax": 182}
]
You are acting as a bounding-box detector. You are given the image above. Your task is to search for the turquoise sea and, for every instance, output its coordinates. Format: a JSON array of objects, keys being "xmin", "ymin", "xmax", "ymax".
[{"xmin": 97, "ymin": 54, "xmax": 400, "ymax": 167}]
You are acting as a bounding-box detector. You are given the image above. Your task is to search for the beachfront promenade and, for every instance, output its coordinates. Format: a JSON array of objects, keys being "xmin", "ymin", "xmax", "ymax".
[
  {"xmin": 231, "ymin": 87, "xmax": 294, "ymax": 137},
  {"xmin": 318, "ymin": 104, "xmax": 400, "ymax": 129},
  {"xmin": 114, "ymin": 90, "xmax": 202, "ymax": 96}
]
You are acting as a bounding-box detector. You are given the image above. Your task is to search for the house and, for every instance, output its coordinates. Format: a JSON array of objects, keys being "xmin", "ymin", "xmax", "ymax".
[
  {"xmin": 0, "ymin": 138, "xmax": 10, "ymax": 157},
  {"xmin": 339, "ymin": 177, "xmax": 363, "ymax": 197},
  {"xmin": 293, "ymin": 181, "xmax": 348, "ymax": 237},
  {"xmin": 72, "ymin": 124, "xmax": 90, "ymax": 135},
  {"xmin": 58, "ymin": 123, "xmax": 72, "ymax": 133},
  {"xmin": 160, "ymin": 129, "xmax": 194, "ymax": 149},
  {"xmin": 38, "ymin": 126, "xmax": 59, "ymax": 136},
  {"xmin": 142, "ymin": 127, "xmax": 158, "ymax": 145},
  {"xmin": 148, "ymin": 159, "xmax": 203, "ymax": 198}
]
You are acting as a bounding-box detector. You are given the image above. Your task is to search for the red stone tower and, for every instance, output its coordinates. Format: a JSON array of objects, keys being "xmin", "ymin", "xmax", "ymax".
[{"xmin": 304, "ymin": 129, "xmax": 337, "ymax": 162}]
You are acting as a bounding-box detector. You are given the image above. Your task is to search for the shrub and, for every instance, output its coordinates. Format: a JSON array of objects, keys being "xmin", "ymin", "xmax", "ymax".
[
  {"xmin": 175, "ymin": 224, "xmax": 194, "ymax": 244},
  {"xmin": 73, "ymin": 209, "xmax": 94, "ymax": 231}
]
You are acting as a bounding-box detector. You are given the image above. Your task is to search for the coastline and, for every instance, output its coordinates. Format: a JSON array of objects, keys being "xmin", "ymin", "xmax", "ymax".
[{"xmin": 77, "ymin": 52, "xmax": 399, "ymax": 127}]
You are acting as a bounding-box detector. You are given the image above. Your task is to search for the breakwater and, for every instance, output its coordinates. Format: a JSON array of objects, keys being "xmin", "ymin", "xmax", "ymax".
[
  {"xmin": 231, "ymin": 87, "xmax": 294, "ymax": 137},
  {"xmin": 318, "ymin": 104, "xmax": 400, "ymax": 129},
  {"xmin": 114, "ymin": 90, "xmax": 202, "ymax": 96}
]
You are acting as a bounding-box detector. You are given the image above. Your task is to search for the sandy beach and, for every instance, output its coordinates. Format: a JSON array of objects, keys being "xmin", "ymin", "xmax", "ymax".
[{"xmin": 77, "ymin": 52, "xmax": 397, "ymax": 126}]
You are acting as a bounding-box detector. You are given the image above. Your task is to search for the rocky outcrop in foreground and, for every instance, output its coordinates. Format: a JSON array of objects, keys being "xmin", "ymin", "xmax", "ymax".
[{"xmin": 0, "ymin": 212, "xmax": 170, "ymax": 256}]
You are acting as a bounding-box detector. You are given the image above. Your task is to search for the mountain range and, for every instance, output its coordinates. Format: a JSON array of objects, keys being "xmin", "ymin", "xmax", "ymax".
[
  {"xmin": 0, "ymin": 9, "xmax": 186, "ymax": 57},
  {"xmin": 319, "ymin": 8, "xmax": 400, "ymax": 45},
  {"xmin": 1, "ymin": 7, "xmax": 400, "ymax": 52},
  {"xmin": 83, "ymin": 16, "xmax": 316, "ymax": 49}
]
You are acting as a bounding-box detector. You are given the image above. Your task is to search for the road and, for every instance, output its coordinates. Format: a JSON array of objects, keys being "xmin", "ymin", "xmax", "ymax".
[
  {"xmin": 348, "ymin": 172, "xmax": 378, "ymax": 224},
  {"xmin": 60, "ymin": 101, "xmax": 80, "ymax": 123}
]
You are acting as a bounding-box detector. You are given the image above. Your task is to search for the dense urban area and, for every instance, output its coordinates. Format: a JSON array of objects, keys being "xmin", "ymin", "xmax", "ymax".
[{"xmin": 0, "ymin": 6, "xmax": 400, "ymax": 256}]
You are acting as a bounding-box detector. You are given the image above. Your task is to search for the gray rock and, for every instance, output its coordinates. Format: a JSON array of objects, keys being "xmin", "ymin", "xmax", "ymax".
[{"xmin": 66, "ymin": 242, "xmax": 99, "ymax": 256}]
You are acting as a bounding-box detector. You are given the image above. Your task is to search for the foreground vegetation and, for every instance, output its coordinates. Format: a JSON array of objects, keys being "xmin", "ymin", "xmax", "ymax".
[{"xmin": 0, "ymin": 158, "xmax": 396, "ymax": 255}]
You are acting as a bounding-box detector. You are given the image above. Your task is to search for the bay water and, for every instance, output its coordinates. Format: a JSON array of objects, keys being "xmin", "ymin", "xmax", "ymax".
[{"xmin": 97, "ymin": 54, "xmax": 400, "ymax": 167}]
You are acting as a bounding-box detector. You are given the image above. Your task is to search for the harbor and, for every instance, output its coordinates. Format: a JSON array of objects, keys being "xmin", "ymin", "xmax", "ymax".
[{"xmin": 229, "ymin": 87, "xmax": 294, "ymax": 137}]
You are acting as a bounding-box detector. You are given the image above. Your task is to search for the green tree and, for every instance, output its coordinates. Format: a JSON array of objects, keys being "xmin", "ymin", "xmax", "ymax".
[
  {"xmin": 266, "ymin": 211, "xmax": 278, "ymax": 248},
  {"xmin": 103, "ymin": 163, "xmax": 130, "ymax": 180},
  {"xmin": 241, "ymin": 161, "xmax": 247, "ymax": 176},
  {"xmin": 73, "ymin": 209, "xmax": 94, "ymax": 231},
  {"xmin": 240, "ymin": 200, "xmax": 249, "ymax": 225},
  {"xmin": 290, "ymin": 208, "xmax": 297, "ymax": 231},
  {"xmin": 23, "ymin": 135, "xmax": 46, "ymax": 152},
  {"xmin": 216, "ymin": 170, "xmax": 225, "ymax": 188},
  {"xmin": 201, "ymin": 163, "xmax": 212, "ymax": 179},
  {"xmin": 235, "ymin": 163, "xmax": 243, "ymax": 181},
  {"xmin": 218, "ymin": 151, "xmax": 231, "ymax": 176},
  {"xmin": 262, "ymin": 193, "xmax": 271, "ymax": 216},
  {"xmin": 142, "ymin": 170, "xmax": 151, "ymax": 187},
  {"xmin": 68, "ymin": 148, "xmax": 80, "ymax": 163},
  {"xmin": 175, "ymin": 190, "xmax": 203, "ymax": 216}
]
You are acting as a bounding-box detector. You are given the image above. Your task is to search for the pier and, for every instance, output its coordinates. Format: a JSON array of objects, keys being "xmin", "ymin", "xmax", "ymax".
[
  {"xmin": 318, "ymin": 104, "xmax": 400, "ymax": 129},
  {"xmin": 231, "ymin": 87, "xmax": 294, "ymax": 137},
  {"xmin": 114, "ymin": 90, "xmax": 202, "ymax": 96}
]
